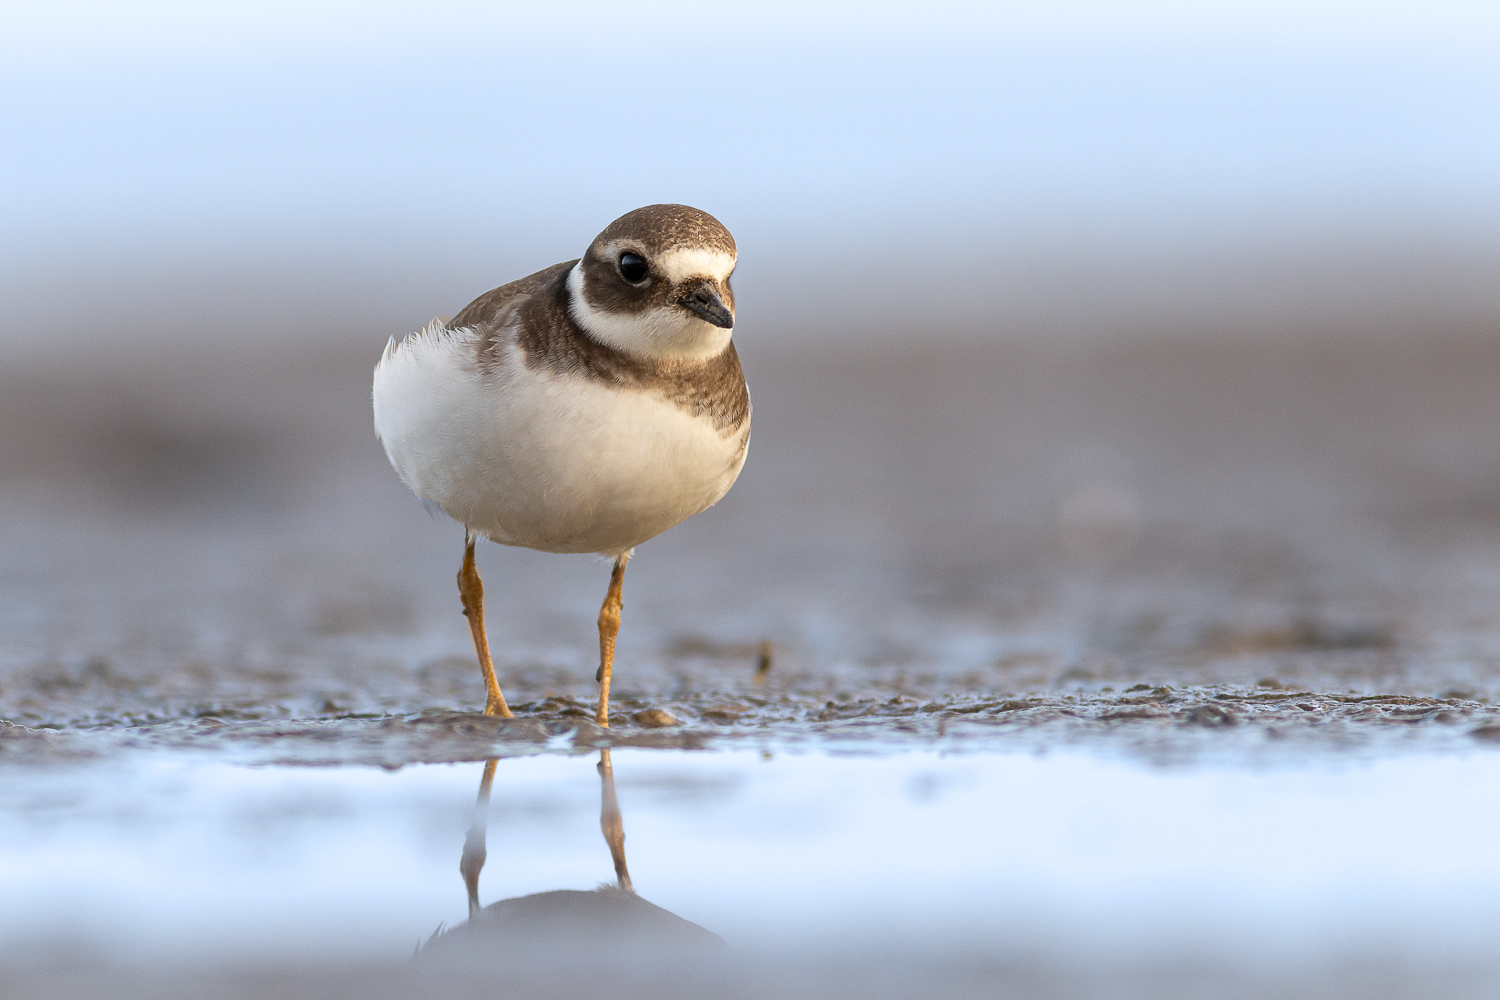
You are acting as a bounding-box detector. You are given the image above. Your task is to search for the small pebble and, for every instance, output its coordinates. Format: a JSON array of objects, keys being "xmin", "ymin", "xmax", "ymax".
[
  {"xmin": 632, "ymin": 708, "xmax": 680, "ymax": 729},
  {"xmin": 1185, "ymin": 704, "xmax": 1238, "ymax": 727}
]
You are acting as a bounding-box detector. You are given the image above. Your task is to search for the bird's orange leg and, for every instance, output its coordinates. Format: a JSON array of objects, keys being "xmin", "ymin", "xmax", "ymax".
[
  {"xmin": 597, "ymin": 749, "xmax": 633, "ymax": 892},
  {"xmin": 594, "ymin": 553, "xmax": 630, "ymax": 727},
  {"xmin": 458, "ymin": 534, "xmax": 511, "ymax": 718}
]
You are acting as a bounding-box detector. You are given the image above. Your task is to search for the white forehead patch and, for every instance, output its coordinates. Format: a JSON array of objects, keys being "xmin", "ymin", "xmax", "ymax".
[{"xmin": 655, "ymin": 247, "xmax": 735, "ymax": 285}]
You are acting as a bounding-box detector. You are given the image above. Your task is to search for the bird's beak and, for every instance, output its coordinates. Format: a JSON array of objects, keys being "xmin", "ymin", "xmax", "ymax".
[{"xmin": 680, "ymin": 281, "xmax": 734, "ymax": 329}]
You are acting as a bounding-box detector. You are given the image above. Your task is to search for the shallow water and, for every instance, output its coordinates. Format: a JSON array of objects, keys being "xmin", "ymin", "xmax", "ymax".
[{"xmin": 6, "ymin": 744, "xmax": 1500, "ymax": 998}]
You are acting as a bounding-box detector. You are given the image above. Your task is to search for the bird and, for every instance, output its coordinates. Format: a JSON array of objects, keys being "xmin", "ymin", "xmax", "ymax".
[{"xmin": 373, "ymin": 205, "xmax": 750, "ymax": 726}]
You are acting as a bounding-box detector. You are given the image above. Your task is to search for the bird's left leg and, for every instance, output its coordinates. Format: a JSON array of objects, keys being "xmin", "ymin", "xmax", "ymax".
[{"xmin": 594, "ymin": 553, "xmax": 630, "ymax": 727}]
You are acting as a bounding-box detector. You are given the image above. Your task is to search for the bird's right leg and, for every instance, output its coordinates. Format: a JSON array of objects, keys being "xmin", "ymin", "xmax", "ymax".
[
  {"xmin": 457, "ymin": 533, "xmax": 512, "ymax": 718},
  {"xmin": 593, "ymin": 553, "xmax": 630, "ymax": 727}
]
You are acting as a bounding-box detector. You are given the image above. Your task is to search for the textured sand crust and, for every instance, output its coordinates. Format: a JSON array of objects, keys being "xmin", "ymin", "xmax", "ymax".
[{"xmin": 7, "ymin": 687, "xmax": 1500, "ymax": 769}]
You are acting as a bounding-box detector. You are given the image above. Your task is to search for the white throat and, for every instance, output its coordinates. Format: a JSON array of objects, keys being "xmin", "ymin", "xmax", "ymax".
[{"xmin": 567, "ymin": 264, "xmax": 733, "ymax": 362}]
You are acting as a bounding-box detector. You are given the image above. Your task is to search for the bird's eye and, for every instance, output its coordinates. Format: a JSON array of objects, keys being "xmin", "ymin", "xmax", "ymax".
[{"xmin": 618, "ymin": 253, "xmax": 648, "ymax": 283}]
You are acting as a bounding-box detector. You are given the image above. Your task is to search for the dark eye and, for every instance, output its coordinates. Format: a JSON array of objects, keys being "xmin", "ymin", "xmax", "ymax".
[{"xmin": 618, "ymin": 253, "xmax": 648, "ymax": 283}]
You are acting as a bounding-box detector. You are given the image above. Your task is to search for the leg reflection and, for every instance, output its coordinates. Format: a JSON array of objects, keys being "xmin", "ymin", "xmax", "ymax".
[
  {"xmin": 431, "ymin": 750, "xmax": 724, "ymax": 964},
  {"xmin": 458, "ymin": 751, "xmax": 631, "ymax": 915},
  {"xmin": 459, "ymin": 758, "xmax": 498, "ymax": 917},
  {"xmin": 598, "ymin": 749, "xmax": 633, "ymax": 893}
]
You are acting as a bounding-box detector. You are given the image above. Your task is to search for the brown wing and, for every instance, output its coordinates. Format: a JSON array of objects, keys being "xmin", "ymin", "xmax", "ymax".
[{"xmin": 448, "ymin": 259, "xmax": 580, "ymax": 331}]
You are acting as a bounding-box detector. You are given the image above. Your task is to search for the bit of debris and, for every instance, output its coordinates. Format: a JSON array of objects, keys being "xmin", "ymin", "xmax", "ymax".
[{"xmin": 754, "ymin": 640, "xmax": 774, "ymax": 685}]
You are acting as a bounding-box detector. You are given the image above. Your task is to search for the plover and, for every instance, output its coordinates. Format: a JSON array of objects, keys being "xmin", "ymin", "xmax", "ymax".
[{"xmin": 373, "ymin": 205, "xmax": 749, "ymax": 726}]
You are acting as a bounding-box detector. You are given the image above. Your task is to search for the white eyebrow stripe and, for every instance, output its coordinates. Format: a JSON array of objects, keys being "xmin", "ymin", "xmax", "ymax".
[{"xmin": 655, "ymin": 248, "xmax": 735, "ymax": 284}]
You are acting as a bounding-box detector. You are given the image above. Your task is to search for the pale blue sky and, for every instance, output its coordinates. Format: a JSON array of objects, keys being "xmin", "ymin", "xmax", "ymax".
[{"xmin": 4, "ymin": 0, "xmax": 1498, "ymax": 349}]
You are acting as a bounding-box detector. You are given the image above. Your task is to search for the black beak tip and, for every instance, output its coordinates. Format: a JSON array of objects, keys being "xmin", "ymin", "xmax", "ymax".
[{"xmin": 683, "ymin": 289, "xmax": 734, "ymax": 329}]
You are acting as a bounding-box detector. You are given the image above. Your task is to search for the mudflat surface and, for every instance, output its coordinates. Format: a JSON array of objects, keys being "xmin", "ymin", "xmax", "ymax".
[{"xmin": 6, "ymin": 332, "xmax": 1500, "ymax": 746}]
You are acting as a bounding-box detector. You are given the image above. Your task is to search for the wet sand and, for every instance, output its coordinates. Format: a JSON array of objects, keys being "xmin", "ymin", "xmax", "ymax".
[{"xmin": 5, "ymin": 330, "xmax": 1500, "ymax": 742}]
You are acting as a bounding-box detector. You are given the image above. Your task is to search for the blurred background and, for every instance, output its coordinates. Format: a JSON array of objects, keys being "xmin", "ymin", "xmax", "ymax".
[
  {"xmin": 4, "ymin": 0, "xmax": 1500, "ymax": 724},
  {"xmin": 6, "ymin": 0, "xmax": 1500, "ymax": 352}
]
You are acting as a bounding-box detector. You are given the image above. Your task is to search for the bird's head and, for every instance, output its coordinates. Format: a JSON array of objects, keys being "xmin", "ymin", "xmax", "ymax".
[{"xmin": 568, "ymin": 204, "xmax": 737, "ymax": 362}]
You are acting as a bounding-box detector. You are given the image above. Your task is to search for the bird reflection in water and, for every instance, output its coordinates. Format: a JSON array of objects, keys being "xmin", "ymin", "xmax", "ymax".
[{"xmin": 425, "ymin": 749, "xmax": 723, "ymax": 968}]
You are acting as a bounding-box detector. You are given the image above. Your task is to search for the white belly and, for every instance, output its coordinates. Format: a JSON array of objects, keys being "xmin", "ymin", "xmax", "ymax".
[{"xmin": 373, "ymin": 324, "xmax": 749, "ymax": 555}]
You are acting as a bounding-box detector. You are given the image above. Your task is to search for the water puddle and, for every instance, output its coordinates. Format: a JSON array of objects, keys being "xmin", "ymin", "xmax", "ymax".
[{"xmin": 4, "ymin": 744, "xmax": 1500, "ymax": 997}]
